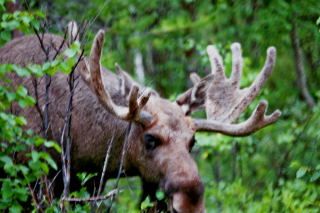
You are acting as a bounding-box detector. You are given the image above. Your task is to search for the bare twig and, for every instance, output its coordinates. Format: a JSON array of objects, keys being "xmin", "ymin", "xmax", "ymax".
[
  {"xmin": 97, "ymin": 135, "xmax": 115, "ymax": 196},
  {"xmin": 32, "ymin": 78, "xmax": 44, "ymax": 130},
  {"xmin": 106, "ymin": 123, "xmax": 132, "ymax": 213},
  {"xmin": 53, "ymin": 29, "xmax": 67, "ymax": 60},
  {"xmin": 60, "ymin": 50, "xmax": 85, "ymax": 200},
  {"xmin": 28, "ymin": 184, "xmax": 44, "ymax": 213},
  {"xmin": 48, "ymin": 170, "xmax": 62, "ymax": 192},
  {"xmin": 290, "ymin": 14, "xmax": 315, "ymax": 108},
  {"xmin": 62, "ymin": 189, "xmax": 119, "ymax": 203},
  {"xmin": 32, "ymin": 20, "xmax": 54, "ymax": 209}
]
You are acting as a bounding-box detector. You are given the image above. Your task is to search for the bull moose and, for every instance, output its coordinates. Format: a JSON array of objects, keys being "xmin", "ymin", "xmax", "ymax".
[{"xmin": 0, "ymin": 22, "xmax": 281, "ymax": 212}]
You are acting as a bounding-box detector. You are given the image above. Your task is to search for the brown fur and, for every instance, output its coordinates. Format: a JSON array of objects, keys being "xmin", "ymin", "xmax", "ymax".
[{"xmin": 0, "ymin": 33, "xmax": 204, "ymax": 212}]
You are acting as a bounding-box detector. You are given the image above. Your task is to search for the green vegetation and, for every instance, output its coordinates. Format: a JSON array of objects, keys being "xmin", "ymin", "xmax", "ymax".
[{"xmin": 1, "ymin": 0, "xmax": 320, "ymax": 212}]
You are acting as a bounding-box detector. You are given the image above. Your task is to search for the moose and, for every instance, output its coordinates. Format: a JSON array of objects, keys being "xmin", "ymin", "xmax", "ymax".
[{"xmin": 0, "ymin": 22, "xmax": 281, "ymax": 212}]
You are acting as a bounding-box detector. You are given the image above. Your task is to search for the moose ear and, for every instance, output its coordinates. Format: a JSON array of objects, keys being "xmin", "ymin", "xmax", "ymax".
[{"xmin": 67, "ymin": 21, "xmax": 79, "ymax": 44}]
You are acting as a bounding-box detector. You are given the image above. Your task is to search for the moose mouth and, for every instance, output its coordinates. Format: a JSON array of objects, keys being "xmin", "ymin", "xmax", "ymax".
[
  {"xmin": 170, "ymin": 193, "xmax": 205, "ymax": 213},
  {"xmin": 152, "ymin": 194, "xmax": 183, "ymax": 213},
  {"xmin": 159, "ymin": 181, "xmax": 205, "ymax": 213}
]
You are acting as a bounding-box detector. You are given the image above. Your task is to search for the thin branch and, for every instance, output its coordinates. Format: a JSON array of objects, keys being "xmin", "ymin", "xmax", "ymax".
[
  {"xmin": 32, "ymin": 20, "xmax": 53, "ymax": 209},
  {"xmin": 48, "ymin": 170, "xmax": 62, "ymax": 192},
  {"xmin": 52, "ymin": 29, "xmax": 67, "ymax": 60},
  {"xmin": 33, "ymin": 26, "xmax": 50, "ymax": 61},
  {"xmin": 62, "ymin": 189, "xmax": 119, "ymax": 203},
  {"xmin": 97, "ymin": 135, "xmax": 115, "ymax": 196},
  {"xmin": 60, "ymin": 49, "xmax": 85, "ymax": 202},
  {"xmin": 107, "ymin": 123, "xmax": 132, "ymax": 213},
  {"xmin": 44, "ymin": 74, "xmax": 51, "ymax": 138},
  {"xmin": 32, "ymin": 78, "xmax": 44, "ymax": 130},
  {"xmin": 28, "ymin": 184, "xmax": 43, "ymax": 213},
  {"xmin": 290, "ymin": 15, "xmax": 315, "ymax": 108}
]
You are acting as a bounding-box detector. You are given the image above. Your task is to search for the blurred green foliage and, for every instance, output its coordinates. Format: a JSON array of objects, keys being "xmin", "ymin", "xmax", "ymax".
[
  {"xmin": 1, "ymin": 0, "xmax": 320, "ymax": 212},
  {"xmin": 0, "ymin": 63, "xmax": 61, "ymax": 211},
  {"xmin": 0, "ymin": 1, "xmax": 85, "ymax": 211}
]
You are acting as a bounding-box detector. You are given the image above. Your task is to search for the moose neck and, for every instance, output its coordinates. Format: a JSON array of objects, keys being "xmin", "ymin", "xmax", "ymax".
[{"xmin": 62, "ymin": 63, "xmax": 141, "ymax": 177}]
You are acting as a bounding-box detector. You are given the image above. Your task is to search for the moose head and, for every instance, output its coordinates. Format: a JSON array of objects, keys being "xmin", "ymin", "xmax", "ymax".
[{"xmin": 78, "ymin": 28, "xmax": 281, "ymax": 212}]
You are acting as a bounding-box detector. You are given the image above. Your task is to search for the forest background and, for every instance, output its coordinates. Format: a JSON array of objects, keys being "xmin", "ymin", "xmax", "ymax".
[{"xmin": 0, "ymin": 0, "xmax": 320, "ymax": 212}]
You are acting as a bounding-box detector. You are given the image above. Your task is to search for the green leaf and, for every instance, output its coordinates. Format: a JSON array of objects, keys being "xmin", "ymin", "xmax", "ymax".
[
  {"xmin": 14, "ymin": 187, "xmax": 28, "ymax": 202},
  {"xmin": 64, "ymin": 46, "xmax": 78, "ymax": 58},
  {"xmin": 0, "ymin": 155, "xmax": 13, "ymax": 165},
  {"xmin": 33, "ymin": 137, "xmax": 45, "ymax": 146},
  {"xmin": 59, "ymin": 61, "xmax": 72, "ymax": 74},
  {"xmin": 76, "ymin": 172, "xmax": 97, "ymax": 186},
  {"xmin": 15, "ymin": 116, "xmax": 27, "ymax": 126},
  {"xmin": 156, "ymin": 190, "xmax": 165, "ymax": 200},
  {"xmin": 42, "ymin": 62, "xmax": 51, "ymax": 72},
  {"xmin": 16, "ymin": 86, "xmax": 27, "ymax": 97},
  {"xmin": 0, "ymin": 0, "xmax": 5, "ymax": 7},
  {"xmin": 18, "ymin": 96, "xmax": 35, "ymax": 108},
  {"xmin": 140, "ymin": 196, "xmax": 154, "ymax": 210},
  {"xmin": 9, "ymin": 204, "xmax": 22, "ymax": 213},
  {"xmin": 6, "ymin": 92, "xmax": 16, "ymax": 102},
  {"xmin": 0, "ymin": 31, "xmax": 11, "ymax": 42},
  {"xmin": 44, "ymin": 141, "xmax": 61, "ymax": 153},
  {"xmin": 39, "ymin": 162, "xmax": 49, "ymax": 174},
  {"xmin": 296, "ymin": 167, "xmax": 308, "ymax": 179},
  {"xmin": 18, "ymin": 165, "xmax": 29, "ymax": 176},
  {"xmin": 27, "ymin": 64, "xmax": 43, "ymax": 77},
  {"xmin": 310, "ymin": 171, "xmax": 320, "ymax": 182},
  {"xmin": 14, "ymin": 66, "xmax": 30, "ymax": 77},
  {"xmin": 1, "ymin": 179, "xmax": 13, "ymax": 199},
  {"xmin": 40, "ymin": 152, "xmax": 57, "ymax": 170},
  {"xmin": 44, "ymin": 156, "xmax": 57, "ymax": 170},
  {"xmin": 30, "ymin": 151, "xmax": 41, "ymax": 162}
]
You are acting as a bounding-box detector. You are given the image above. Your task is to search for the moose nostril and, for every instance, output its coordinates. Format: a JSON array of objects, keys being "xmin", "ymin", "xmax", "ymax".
[
  {"xmin": 163, "ymin": 177, "xmax": 204, "ymax": 203},
  {"xmin": 182, "ymin": 179, "xmax": 204, "ymax": 204},
  {"xmin": 163, "ymin": 180, "xmax": 178, "ymax": 196}
]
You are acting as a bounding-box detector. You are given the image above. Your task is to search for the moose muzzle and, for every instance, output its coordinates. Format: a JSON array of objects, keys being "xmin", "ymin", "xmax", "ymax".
[{"xmin": 160, "ymin": 153, "xmax": 205, "ymax": 213}]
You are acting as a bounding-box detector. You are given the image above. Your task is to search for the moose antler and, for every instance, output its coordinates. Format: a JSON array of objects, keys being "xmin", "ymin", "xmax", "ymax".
[
  {"xmin": 80, "ymin": 30, "xmax": 153, "ymax": 126},
  {"xmin": 177, "ymin": 43, "xmax": 281, "ymax": 136}
]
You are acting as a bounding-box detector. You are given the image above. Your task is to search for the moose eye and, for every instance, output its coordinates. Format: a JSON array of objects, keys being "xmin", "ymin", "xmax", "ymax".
[{"xmin": 144, "ymin": 134, "xmax": 160, "ymax": 151}]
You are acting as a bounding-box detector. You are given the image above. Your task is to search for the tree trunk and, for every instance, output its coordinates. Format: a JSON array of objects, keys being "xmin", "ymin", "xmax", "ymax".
[
  {"xmin": 134, "ymin": 49, "xmax": 145, "ymax": 84},
  {"xmin": 290, "ymin": 16, "xmax": 316, "ymax": 108}
]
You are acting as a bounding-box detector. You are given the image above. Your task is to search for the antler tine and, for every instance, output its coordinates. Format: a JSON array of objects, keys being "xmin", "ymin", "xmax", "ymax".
[
  {"xmin": 251, "ymin": 101, "xmax": 281, "ymax": 127},
  {"xmin": 230, "ymin": 43, "xmax": 243, "ymax": 88},
  {"xmin": 126, "ymin": 85, "xmax": 153, "ymax": 123},
  {"xmin": 128, "ymin": 85, "xmax": 140, "ymax": 118},
  {"xmin": 67, "ymin": 21, "xmax": 79, "ymax": 44},
  {"xmin": 207, "ymin": 45, "xmax": 225, "ymax": 80},
  {"xmin": 249, "ymin": 47, "xmax": 276, "ymax": 95},
  {"xmin": 138, "ymin": 88, "xmax": 152, "ymax": 108},
  {"xmin": 193, "ymin": 101, "xmax": 281, "ymax": 136},
  {"xmin": 80, "ymin": 30, "xmax": 153, "ymax": 126},
  {"xmin": 190, "ymin": 73, "xmax": 201, "ymax": 85}
]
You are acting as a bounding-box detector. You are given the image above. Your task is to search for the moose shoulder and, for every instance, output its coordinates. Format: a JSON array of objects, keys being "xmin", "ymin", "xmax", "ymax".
[{"xmin": 0, "ymin": 24, "xmax": 281, "ymax": 213}]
